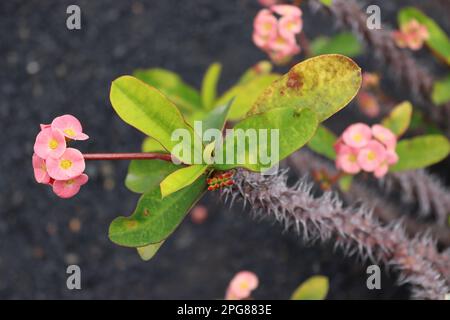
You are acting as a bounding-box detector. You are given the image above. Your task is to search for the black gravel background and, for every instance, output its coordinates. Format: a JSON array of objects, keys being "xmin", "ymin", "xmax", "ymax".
[{"xmin": 2, "ymin": 0, "xmax": 445, "ymax": 299}]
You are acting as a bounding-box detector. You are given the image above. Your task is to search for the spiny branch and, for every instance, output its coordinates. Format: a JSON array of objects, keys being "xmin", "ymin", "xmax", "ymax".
[
  {"xmin": 382, "ymin": 170, "xmax": 450, "ymax": 225},
  {"xmin": 288, "ymin": 150, "xmax": 450, "ymax": 246},
  {"xmin": 223, "ymin": 169, "xmax": 449, "ymax": 299}
]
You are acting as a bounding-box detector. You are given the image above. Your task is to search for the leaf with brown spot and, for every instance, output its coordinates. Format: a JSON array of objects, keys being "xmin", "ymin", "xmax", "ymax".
[{"xmin": 248, "ymin": 54, "xmax": 362, "ymax": 122}]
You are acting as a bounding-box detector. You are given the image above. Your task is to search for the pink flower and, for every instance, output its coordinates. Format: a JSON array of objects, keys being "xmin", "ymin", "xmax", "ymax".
[
  {"xmin": 225, "ymin": 271, "xmax": 259, "ymax": 300},
  {"xmin": 372, "ymin": 124, "xmax": 397, "ymax": 150},
  {"xmin": 278, "ymin": 14, "xmax": 302, "ymax": 39},
  {"xmin": 32, "ymin": 153, "xmax": 51, "ymax": 184},
  {"xmin": 336, "ymin": 144, "xmax": 361, "ymax": 174},
  {"xmin": 356, "ymin": 91, "xmax": 380, "ymax": 118},
  {"xmin": 252, "ymin": 5, "xmax": 302, "ymax": 65},
  {"xmin": 386, "ymin": 149, "xmax": 399, "ymax": 165},
  {"xmin": 357, "ymin": 140, "xmax": 386, "ymax": 172},
  {"xmin": 40, "ymin": 124, "xmax": 51, "ymax": 130},
  {"xmin": 342, "ymin": 123, "xmax": 372, "ymax": 148},
  {"xmin": 46, "ymin": 148, "xmax": 85, "ymax": 180},
  {"xmin": 52, "ymin": 174, "xmax": 88, "ymax": 199},
  {"xmin": 271, "ymin": 4, "xmax": 302, "ymax": 17},
  {"xmin": 190, "ymin": 205, "xmax": 208, "ymax": 224},
  {"xmin": 51, "ymin": 114, "xmax": 89, "ymax": 140},
  {"xmin": 34, "ymin": 127, "xmax": 67, "ymax": 159},
  {"xmin": 361, "ymin": 72, "xmax": 380, "ymax": 89},
  {"xmin": 374, "ymin": 162, "xmax": 389, "ymax": 178},
  {"xmin": 393, "ymin": 19, "xmax": 429, "ymax": 51}
]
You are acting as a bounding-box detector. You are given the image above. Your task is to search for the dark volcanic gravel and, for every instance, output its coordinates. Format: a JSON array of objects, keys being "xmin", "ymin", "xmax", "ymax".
[{"xmin": 0, "ymin": 0, "xmax": 430, "ymax": 299}]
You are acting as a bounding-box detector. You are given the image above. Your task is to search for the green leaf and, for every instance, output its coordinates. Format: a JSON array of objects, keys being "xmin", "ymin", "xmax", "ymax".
[
  {"xmin": 137, "ymin": 241, "xmax": 164, "ymax": 261},
  {"xmin": 398, "ymin": 7, "xmax": 450, "ymax": 65},
  {"xmin": 311, "ymin": 32, "xmax": 363, "ymax": 57},
  {"xmin": 338, "ymin": 175, "xmax": 353, "ymax": 192},
  {"xmin": 248, "ymin": 54, "xmax": 362, "ymax": 122},
  {"xmin": 381, "ymin": 101, "xmax": 413, "ymax": 137},
  {"xmin": 320, "ymin": 0, "xmax": 333, "ymax": 6},
  {"xmin": 109, "ymin": 176, "xmax": 206, "ymax": 247},
  {"xmin": 202, "ymin": 98, "xmax": 233, "ymax": 132},
  {"xmin": 291, "ymin": 276, "xmax": 329, "ymax": 300},
  {"xmin": 409, "ymin": 110, "xmax": 442, "ymax": 134},
  {"xmin": 125, "ymin": 160, "xmax": 179, "ymax": 194},
  {"xmin": 160, "ymin": 164, "xmax": 208, "ymax": 198},
  {"xmin": 141, "ymin": 137, "xmax": 166, "ymax": 152},
  {"xmin": 214, "ymin": 107, "xmax": 319, "ymax": 172},
  {"xmin": 307, "ymin": 125, "xmax": 337, "ymax": 160},
  {"xmin": 110, "ymin": 76, "xmax": 202, "ymax": 163},
  {"xmin": 215, "ymin": 74, "xmax": 281, "ymax": 120},
  {"xmin": 133, "ymin": 68, "xmax": 201, "ymax": 113},
  {"xmin": 432, "ymin": 75, "xmax": 450, "ymax": 105},
  {"xmin": 201, "ymin": 63, "xmax": 222, "ymax": 109},
  {"xmin": 237, "ymin": 61, "xmax": 273, "ymax": 85},
  {"xmin": 391, "ymin": 135, "xmax": 450, "ymax": 172}
]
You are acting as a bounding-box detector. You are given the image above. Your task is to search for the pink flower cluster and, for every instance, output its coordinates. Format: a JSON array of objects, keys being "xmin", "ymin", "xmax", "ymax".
[
  {"xmin": 253, "ymin": 5, "xmax": 302, "ymax": 64},
  {"xmin": 334, "ymin": 123, "xmax": 399, "ymax": 178},
  {"xmin": 32, "ymin": 115, "xmax": 89, "ymax": 198},
  {"xmin": 225, "ymin": 271, "xmax": 259, "ymax": 300},
  {"xmin": 393, "ymin": 19, "xmax": 429, "ymax": 51}
]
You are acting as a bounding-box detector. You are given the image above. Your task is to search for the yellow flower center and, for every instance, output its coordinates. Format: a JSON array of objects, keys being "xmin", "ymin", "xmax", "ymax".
[
  {"xmin": 60, "ymin": 159, "xmax": 73, "ymax": 170},
  {"xmin": 48, "ymin": 139, "xmax": 58, "ymax": 150},
  {"xmin": 64, "ymin": 128, "xmax": 76, "ymax": 137},
  {"xmin": 239, "ymin": 282, "xmax": 249, "ymax": 290},
  {"xmin": 352, "ymin": 133, "xmax": 362, "ymax": 143},
  {"xmin": 65, "ymin": 179, "xmax": 75, "ymax": 185},
  {"xmin": 367, "ymin": 151, "xmax": 376, "ymax": 161},
  {"xmin": 263, "ymin": 22, "xmax": 272, "ymax": 31},
  {"xmin": 348, "ymin": 154, "xmax": 357, "ymax": 163}
]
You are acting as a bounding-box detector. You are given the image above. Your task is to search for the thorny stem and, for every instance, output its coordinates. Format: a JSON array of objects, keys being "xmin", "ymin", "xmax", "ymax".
[{"xmin": 82, "ymin": 152, "xmax": 173, "ymax": 162}]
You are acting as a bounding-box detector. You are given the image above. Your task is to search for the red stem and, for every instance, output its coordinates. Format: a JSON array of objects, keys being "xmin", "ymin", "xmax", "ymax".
[{"xmin": 82, "ymin": 152, "xmax": 173, "ymax": 162}]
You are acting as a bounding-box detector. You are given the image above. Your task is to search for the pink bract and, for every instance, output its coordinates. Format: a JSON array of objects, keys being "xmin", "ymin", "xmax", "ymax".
[
  {"xmin": 32, "ymin": 153, "xmax": 51, "ymax": 184},
  {"xmin": 342, "ymin": 123, "xmax": 372, "ymax": 148},
  {"xmin": 226, "ymin": 271, "xmax": 259, "ymax": 300},
  {"xmin": 51, "ymin": 114, "xmax": 89, "ymax": 140},
  {"xmin": 372, "ymin": 124, "xmax": 397, "ymax": 150},
  {"xmin": 357, "ymin": 140, "xmax": 387, "ymax": 172},
  {"xmin": 52, "ymin": 174, "xmax": 88, "ymax": 199},
  {"xmin": 34, "ymin": 127, "xmax": 67, "ymax": 159},
  {"xmin": 46, "ymin": 147, "xmax": 85, "ymax": 180},
  {"xmin": 278, "ymin": 14, "xmax": 302, "ymax": 38},
  {"xmin": 336, "ymin": 144, "xmax": 361, "ymax": 174}
]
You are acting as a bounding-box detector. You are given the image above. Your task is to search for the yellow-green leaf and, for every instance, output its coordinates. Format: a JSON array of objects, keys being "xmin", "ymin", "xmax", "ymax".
[
  {"xmin": 381, "ymin": 101, "xmax": 413, "ymax": 137},
  {"xmin": 142, "ymin": 137, "xmax": 165, "ymax": 152},
  {"xmin": 201, "ymin": 63, "xmax": 222, "ymax": 109},
  {"xmin": 391, "ymin": 135, "xmax": 450, "ymax": 172},
  {"xmin": 133, "ymin": 68, "xmax": 201, "ymax": 113},
  {"xmin": 215, "ymin": 74, "xmax": 281, "ymax": 120},
  {"xmin": 110, "ymin": 76, "xmax": 202, "ymax": 163},
  {"xmin": 432, "ymin": 75, "xmax": 450, "ymax": 105},
  {"xmin": 237, "ymin": 61, "xmax": 273, "ymax": 85},
  {"xmin": 291, "ymin": 276, "xmax": 329, "ymax": 300},
  {"xmin": 137, "ymin": 241, "xmax": 164, "ymax": 261},
  {"xmin": 248, "ymin": 54, "xmax": 362, "ymax": 122},
  {"xmin": 160, "ymin": 164, "xmax": 209, "ymax": 198}
]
